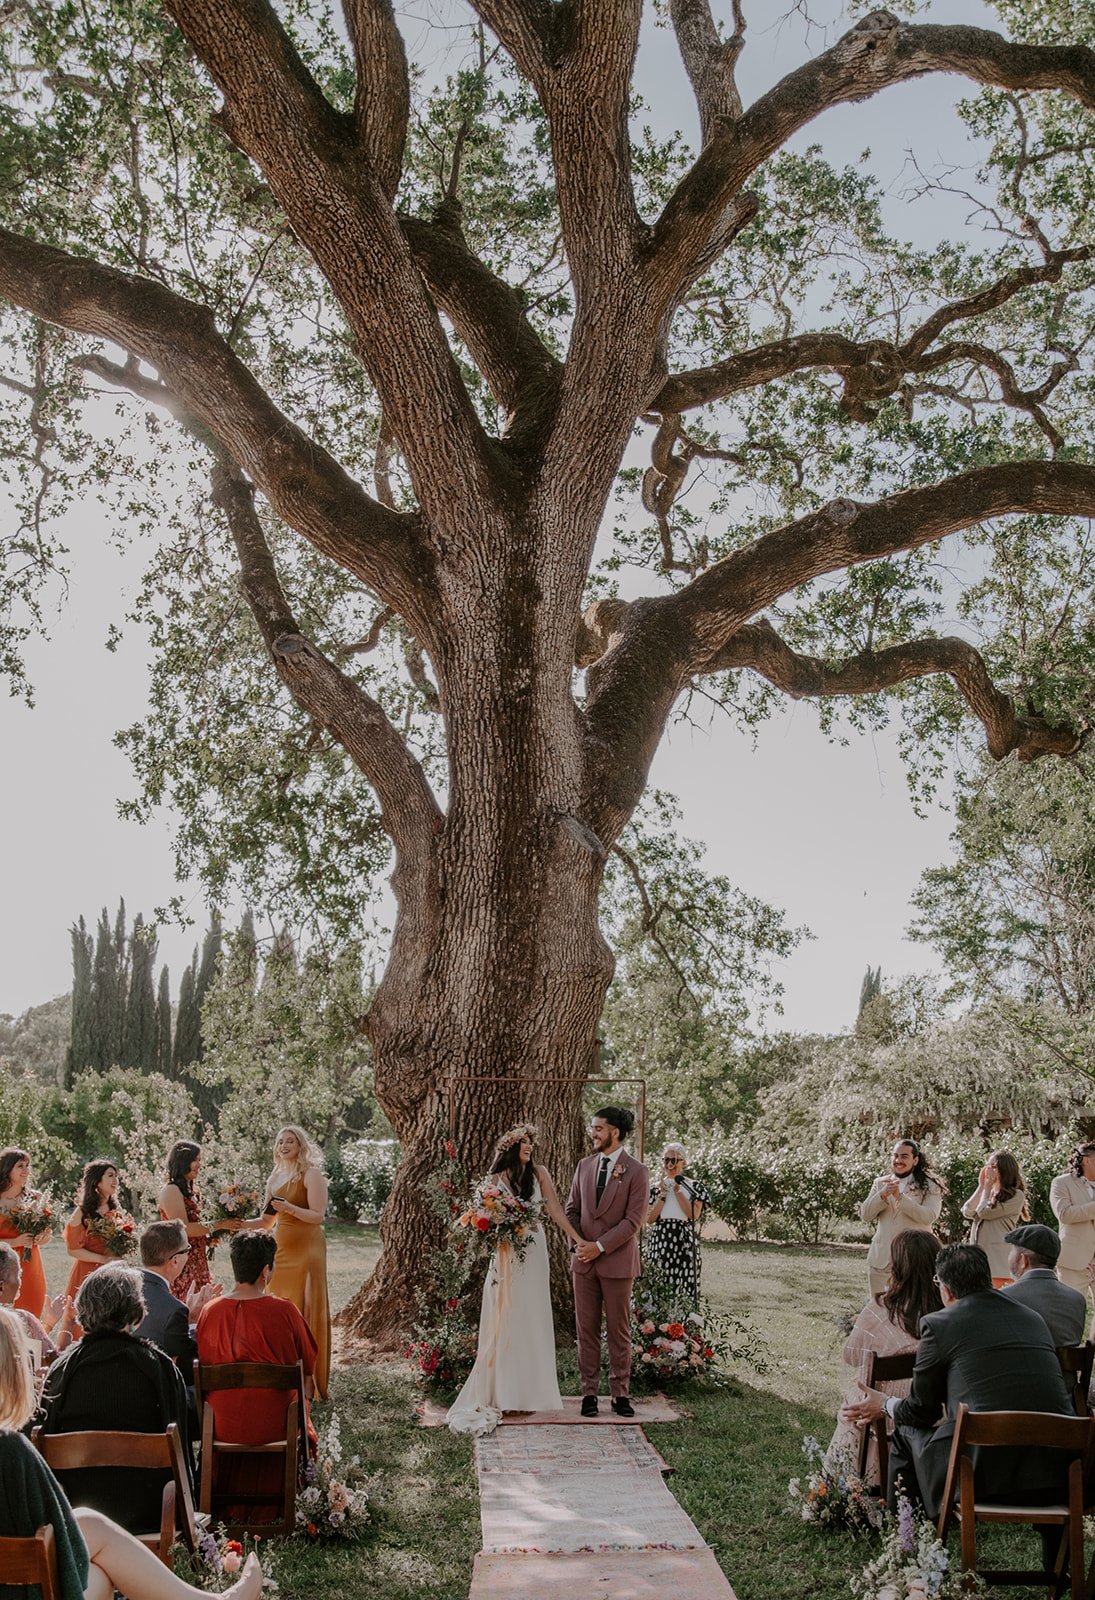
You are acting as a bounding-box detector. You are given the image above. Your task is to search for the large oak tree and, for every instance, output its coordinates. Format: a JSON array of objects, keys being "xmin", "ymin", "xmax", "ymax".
[{"xmin": 1, "ymin": 0, "xmax": 1094, "ymax": 1338}]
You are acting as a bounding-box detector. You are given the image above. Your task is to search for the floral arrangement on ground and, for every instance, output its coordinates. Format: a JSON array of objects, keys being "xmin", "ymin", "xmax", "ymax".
[
  {"xmin": 854, "ymin": 1493, "xmax": 982, "ymax": 1599},
  {"xmin": 296, "ymin": 1410, "xmax": 371, "ymax": 1539},
  {"xmin": 631, "ymin": 1271, "xmax": 768, "ymax": 1388},
  {"xmin": 173, "ymin": 1527, "xmax": 278, "ymax": 1594},
  {"xmin": 406, "ymin": 1134, "xmax": 481, "ymax": 1393},
  {"xmin": 786, "ymin": 1436, "xmax": 886, "ymax": 1533}
]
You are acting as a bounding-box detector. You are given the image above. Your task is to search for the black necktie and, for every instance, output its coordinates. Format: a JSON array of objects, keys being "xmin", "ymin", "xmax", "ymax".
[{"xmin": 595, "ymin": 1155, "xmax": 609, "ymax": 1203}]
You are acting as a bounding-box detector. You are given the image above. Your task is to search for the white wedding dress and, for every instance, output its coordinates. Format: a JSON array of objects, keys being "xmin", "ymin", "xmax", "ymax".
[{"xmin": 447, "ymin": 1179, "xmax": 563, "ymax": 1435}]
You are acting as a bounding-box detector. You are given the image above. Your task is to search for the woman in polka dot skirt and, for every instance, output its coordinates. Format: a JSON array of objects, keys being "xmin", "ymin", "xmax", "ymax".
[{"xmin": 646, "ymin": 1142, "xmax": 707, "ymax": 1304}]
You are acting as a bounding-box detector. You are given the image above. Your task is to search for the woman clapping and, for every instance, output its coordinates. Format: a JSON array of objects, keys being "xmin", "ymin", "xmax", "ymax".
[{"xmin": 962, "ymin": 1150, "xmax": 1029, "ymax": 1286}]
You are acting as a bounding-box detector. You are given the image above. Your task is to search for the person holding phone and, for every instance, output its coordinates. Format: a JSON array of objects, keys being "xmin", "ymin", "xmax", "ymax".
[{"xmin": 646, "ymin": 1142, "xmax": 708, "ymax": 1304}]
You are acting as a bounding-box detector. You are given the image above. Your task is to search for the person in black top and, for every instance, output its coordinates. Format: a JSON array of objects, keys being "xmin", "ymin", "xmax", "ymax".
[{"xmin": 37, "ymin": 1262, "xmax": 192, "ymax": 1537}]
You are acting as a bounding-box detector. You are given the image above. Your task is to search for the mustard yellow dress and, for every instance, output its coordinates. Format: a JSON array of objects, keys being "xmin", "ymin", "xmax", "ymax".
[{"xmin": 267, "ymin": 1173, "xmax": 330, "ymax": 1398}]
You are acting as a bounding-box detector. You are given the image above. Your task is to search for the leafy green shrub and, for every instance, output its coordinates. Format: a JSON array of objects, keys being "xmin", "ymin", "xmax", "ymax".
[{"xmin": 326, "ymin": 1139, "xmax": 398, "ymax": 1222}]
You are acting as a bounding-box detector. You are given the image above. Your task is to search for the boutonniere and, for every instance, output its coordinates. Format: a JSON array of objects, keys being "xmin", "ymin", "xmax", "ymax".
[{"xmin": 612, "ymin": 1161, "xmax": 628, "ymax": 1183}]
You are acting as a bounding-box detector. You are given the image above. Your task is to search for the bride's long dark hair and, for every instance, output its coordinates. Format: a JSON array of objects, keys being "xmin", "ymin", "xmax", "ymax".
[{"xmin": 489, "ymin": 1136, "xmax": 536, "ymax": 1202}]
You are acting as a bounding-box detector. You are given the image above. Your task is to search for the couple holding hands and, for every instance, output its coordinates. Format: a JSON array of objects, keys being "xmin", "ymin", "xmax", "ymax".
[{"xmin": 447, "ymin": 1105, "xmax": 648, "ymax": 1436}]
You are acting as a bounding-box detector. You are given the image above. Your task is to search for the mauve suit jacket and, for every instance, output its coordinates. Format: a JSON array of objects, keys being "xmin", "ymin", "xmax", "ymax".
[
  {"xmin": 565, "ymin": 1151, "xmax": 649, "ymax": 1280},
  {"xmin": 1049, "ymin": 1172, "xmax": 1095, "ymax": 1273}
]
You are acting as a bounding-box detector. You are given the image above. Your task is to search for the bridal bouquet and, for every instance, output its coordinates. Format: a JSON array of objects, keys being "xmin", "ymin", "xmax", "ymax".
[
  {"xmin": 6, "ymin": 1191, "xmax": 55, "ymax": 1262},
  {"xmin": 206, "ymin": 1181, "xmax": 262, "ymax": 1249},
  {"xmin": 452, "ymin": 1183, "xmax": 542, "ymax": 1265},
  {"xmin": 84, "ymin": 1210, "xmax": 139, "ymax": 1258},
  {"xmin": 854, "ymin": 1494, "xmax": 975, "ymax": 1598},
  {"xmin": 786, "ymin": 1436, "xmax": 886, "ymax": 1533}
]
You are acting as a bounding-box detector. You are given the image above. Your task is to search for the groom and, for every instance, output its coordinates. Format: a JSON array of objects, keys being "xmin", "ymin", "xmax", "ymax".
[{"xmin": 566, "ymin": 1106, "xmax": 649, "ymax": 1417}]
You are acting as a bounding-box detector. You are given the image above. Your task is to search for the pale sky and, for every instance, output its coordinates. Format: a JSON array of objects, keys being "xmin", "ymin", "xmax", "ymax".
[{"xmin": 0, "ymin": 0, "xmax": 1004, "ymax": 1030}]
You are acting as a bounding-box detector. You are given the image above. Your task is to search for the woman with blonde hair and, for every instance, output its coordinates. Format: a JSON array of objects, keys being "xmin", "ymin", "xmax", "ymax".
[
  {"xmin": 261, "ymin": 1125, "xmax": 330, "ymax": 1398},
  {"xmin": 0, "ymin": 1307, "xmax": 261, "ymax": 1600}
]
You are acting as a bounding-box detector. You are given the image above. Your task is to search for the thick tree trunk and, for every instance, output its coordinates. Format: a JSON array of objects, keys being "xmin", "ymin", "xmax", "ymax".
[{"xmin": 341, "ymin": 511, "xmax": 618, "ymax": 1345}]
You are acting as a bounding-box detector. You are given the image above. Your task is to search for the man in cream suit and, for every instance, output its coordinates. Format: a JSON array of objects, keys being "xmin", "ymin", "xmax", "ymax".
[
  {"xmin": 1049, "ymin": 1143, "xmax": 1095, "ymax": 1299},
  {"xmin": 860, "ymin": 1139, "xmax": 943, "ymax": 1296}
]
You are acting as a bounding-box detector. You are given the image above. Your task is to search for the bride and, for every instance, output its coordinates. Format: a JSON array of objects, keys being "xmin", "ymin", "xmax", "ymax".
[{"xmin": 447, "ymin": 1122, "xmax": 582, "ymax": 1436}]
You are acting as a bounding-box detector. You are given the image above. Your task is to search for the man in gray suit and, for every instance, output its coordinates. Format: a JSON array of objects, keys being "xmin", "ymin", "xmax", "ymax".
[
  {"xmin": 847, "ymin": 1243, "xmax": 1073, "ymax": 1517},
  {"xmin": 135, "ymin": 1220, "xmax": 200, "ymax": 1376},
  {"xmin": 1001, "ymin": 1223, "xmax": 1087, "ymax": 1346}
]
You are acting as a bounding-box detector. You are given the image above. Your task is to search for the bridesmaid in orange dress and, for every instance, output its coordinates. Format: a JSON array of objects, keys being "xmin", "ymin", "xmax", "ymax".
[
  {"xmin": 0, "ymin": 1147, "xmax": 53, "ymax": 1317},
  {"xmin": 157, "ymin": 1140, "xmax": 230, "ymax": 1306},
  {"xmin": 63, "ymin": 1159, "xmax": 121, "ymax": 1315},
  {"xmin": 260, "ymin": 1126, "xmax": 331, "ymax": 1399}
]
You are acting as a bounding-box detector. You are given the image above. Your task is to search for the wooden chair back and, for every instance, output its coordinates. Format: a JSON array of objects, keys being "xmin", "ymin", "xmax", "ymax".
[
  {"xmin": 936, "ymin": 1405, "xmax": 1095, "ymax": 1600},
  {"xmin": 193, "ymin": 1359, "xmax": 304, "ymax": 1539},
  {"xmin": 0, "ymin": 1526, "xmax": 61, "ymax": 1600},
  {"xmin": 855, "ymin": 1348, "xmax": 916, "ymax": 1484},
  {"xmin": 1056, "ymin": 1343, "xmax": 1095, "ymax": 1417},
  {"xmin": 30, "ymin": 1423, "xmax": 198, "ymax": 1565}
]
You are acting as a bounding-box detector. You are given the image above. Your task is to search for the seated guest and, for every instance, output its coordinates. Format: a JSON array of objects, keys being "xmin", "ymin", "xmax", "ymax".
[
  {"xmin": 829, "ymin": 1229, "xmax": 942, "ymax": 1483},
  {"xmin": 37, "ymin": 1263, "xmax": 192, "ymax": 1538},
  {"xmin": 0, "ymin": 1306, "xmax": 262, "ymax": 1600},
  {"xmin": 847, "ymin": 1243, "xmax": 1073, "ymax": 1521},
  {"xmin": 1001, "ymin": 1223, "xmax": 1087, "ymax": 1345},
  {"xmin": 0, "ymin": 1241, "xmax": 76, "ymax": 1363},
  {"xmin": 195, "ymin": 1230, "xmax": 317, "ymax": 1521},
  {"xmin": 135, "ymin": 1221, "xmax": 200, "ymax": 1375}
]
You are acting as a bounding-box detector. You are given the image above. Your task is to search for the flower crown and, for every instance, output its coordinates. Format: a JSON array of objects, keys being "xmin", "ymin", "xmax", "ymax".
[{"xmin": 493, "ymin": 1122, "xmax": 537, "ymax": 1157}]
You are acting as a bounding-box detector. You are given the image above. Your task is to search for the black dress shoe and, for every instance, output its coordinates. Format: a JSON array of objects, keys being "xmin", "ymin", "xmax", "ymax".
[
  {"xmin": 580, "ymin": 1395, "xmax": 599, "ymax": 1417},
  {"xmin": 611, "ymin": 1396, "xmax": 635, "ymax": 1417}
]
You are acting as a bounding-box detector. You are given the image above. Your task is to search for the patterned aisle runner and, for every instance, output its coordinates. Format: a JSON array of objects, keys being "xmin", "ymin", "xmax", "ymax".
[{"xmin": 466, "ymin": 1421, "xmax": 737, "ymax": 1599}]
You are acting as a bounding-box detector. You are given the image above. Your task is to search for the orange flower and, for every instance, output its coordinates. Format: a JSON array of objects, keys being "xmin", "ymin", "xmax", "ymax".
[{"xmin": 666, "ymin": 1322, "xmax": 686, "ymax": 1340}]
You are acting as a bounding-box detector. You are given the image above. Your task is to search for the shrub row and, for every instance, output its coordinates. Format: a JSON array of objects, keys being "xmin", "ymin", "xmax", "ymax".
[{"xmin": 689, "ymin": 1135, "xmax": 1073, "ymax": 1246}]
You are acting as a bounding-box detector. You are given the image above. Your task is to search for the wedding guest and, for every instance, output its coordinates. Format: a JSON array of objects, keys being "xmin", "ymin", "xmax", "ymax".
[
  {"xmin": 646, "ymin": 1142, "xmax": 709, "ymax": 1304},
  {"xmin": 135, "ymin": 1221, "xmax": 199, "ymax": 1377},
  {"xmin": 828, "ymin": 1229, "xmax": 942, "ymax": 1484},
  {"xmin": 1050, "ymin": 1142, "xmax": 1095, "ymax": 1301},
  {"xmin": 961, "ymin": 1150, "xmax": 1029, "ymax": 1286},
  {"xmin": 62, "ymin": 1160, "xmax": 122, "ymax": 1313},
  {"xmin": 0, "ymin": 1241, "xmax": 75, "ymax": 1362},
  {"xmin": 258, "ymin": 1126, "xmax": 330, "ymax": 1398},
  {"xmin": 1002, "ymin": 1224, "xmax": 1087, "ymax": 1345},
  {"xmin": 0, "ymin": 1307, "xmax": 262, "ymax": 1600},
  {"xmin": 859, "ymin": 1138, "xmax": 945, "ymax": 1295},
  {"xmin": 0, "ymin": 1146, "xmax": 52, "ymax": 1316},
  {"xmin": 195, "ymin": 1230, "xmax": 317, "ymax": 1520},
  {"xmin": 157, "ymin": 1141, "xmax": 221, "ymax": 1306},
  {"xmin": 38, "ymin": 1264, "xmax": 192, "ymax": 1538}
]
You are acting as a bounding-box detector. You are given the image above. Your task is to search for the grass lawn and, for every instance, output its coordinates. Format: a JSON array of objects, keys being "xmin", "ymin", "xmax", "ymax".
[{"xmin": 31, "ymin": 1229, "xmax": 1048, "ymax": 1599}]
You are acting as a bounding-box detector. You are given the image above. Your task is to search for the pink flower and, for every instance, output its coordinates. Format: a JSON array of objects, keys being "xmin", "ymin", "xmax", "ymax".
[{"xmin": 222, "ymin": 1551, "xmax": 242, "ymax": 1574}]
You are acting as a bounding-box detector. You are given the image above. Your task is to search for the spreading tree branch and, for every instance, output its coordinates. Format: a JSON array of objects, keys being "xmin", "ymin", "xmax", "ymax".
[
  {"xmin": 211, "ymin": 458, "xmax": 443, "ymax": 861},
  {"xmin": 466, "ymin": 0, "xmax": 552, "ymax": 88},
  {"xmin": 610, "ymin": 840, "xmax": 699, "ymax": 1007},
  {"xmin": 0, "ymin": 226, "xmax": 432, "ymax": 626},
  {"xmin": 341, "ymin": 0, "xmax": 410, "ymax": 201},
  {"xmin": 581, "ymin": 458, "xmax": 1095, "ymax": 832},
  {"xmin": 646, "ymin": 13, "xmax": 1095, "ymax": 309},
  {"xmin": 709, "ymin": 618, "xmax": 1086, "ymax": 762},
  {"xmin": 163, "ymin": 0, "xmax": 502, "ymax": 513},
  {"xmin": 670, "ymin": 0, "xmax": 746, "ymax": 145}
]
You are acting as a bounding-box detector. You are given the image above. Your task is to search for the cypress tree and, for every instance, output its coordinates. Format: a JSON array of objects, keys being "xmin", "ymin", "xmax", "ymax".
[
  {"xmin": 91, "ymin": 907, "xmax": 117, "ymax": 1072},
  {"xmin": 123, "ymin": 914, "xmax": 158, "ymax": 1071},
  {"xmin": 65, "ymin": 915, "xmax": 95, "ymax": 1087},
  {"xmin": 112, "ymin": 898, "xmax": 129, "ymax": 1066},
  {"xmin": 155, "ymin": 964, "xmax": 173, "ymax": 1078},
  {"xmin": 173, "ymin": 950, "xmax": 201, "ymax": 1076},
  {"xmin": 192, "ymin": 914, "xmax": 223, "ymax": 1062}
]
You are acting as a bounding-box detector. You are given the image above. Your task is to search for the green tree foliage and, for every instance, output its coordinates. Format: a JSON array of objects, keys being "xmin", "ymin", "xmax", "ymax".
[
  {"xmin": 90, "ymin": 902, "xmax": 126, "ymax": 1073},
  {"xmin": 155, "ymin": 963, "xmax": 173, "ymax": 1077},
  {"xmin": 0, "ymin": 994, "xmax": 70, "ymax": 1085},
  {"xmin": 198, "ymin": 928, "xmax": 375, "ymax": 1176},
  {"xmin": 172, "ymin": 951, "xmax": 200, "ymax": 1078},
  {"xmin": 122, "ymin": 913, "xmax": 158, "ymax": 1070},
  {"xmin": 911, "ymin": 748, "xmax": 1095, "ymax": 1012},
  {"xmin": 64, "ymin": 915, "xmax": 94, "ymax": 1086}
]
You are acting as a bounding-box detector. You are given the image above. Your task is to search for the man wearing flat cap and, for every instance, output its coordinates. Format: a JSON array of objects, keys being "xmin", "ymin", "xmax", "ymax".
[{"xmin": 1001, "ymin": 1223, "xmax": 1086, "ymax": 1346}]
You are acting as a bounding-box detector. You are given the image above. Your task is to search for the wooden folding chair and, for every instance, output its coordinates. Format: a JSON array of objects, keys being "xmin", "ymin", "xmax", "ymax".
[
  {"xmin": 194, "ymin": 1359, "xmax": 304, "ymax": 1538},
  {"xmin": 1056, "ymin": 1343, "xmax": 1095, "ymax": 1417},
  {"xmin": 856, "ymin": 1348, "xmax": 916, "ymax": 1485},
  {"xmin": 936, "ymin": 1404, "xmax": 1095, "ymax": 1600},
  {"xmin": 31, "ymin": 1423, "xmax": 198, "ymax": 1567},
  {"xmin": 0, "ymin": 1526, "xmax": 61, "ymax": 1600}
]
